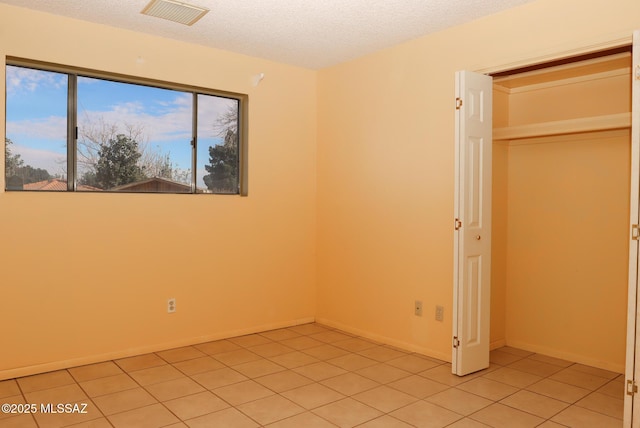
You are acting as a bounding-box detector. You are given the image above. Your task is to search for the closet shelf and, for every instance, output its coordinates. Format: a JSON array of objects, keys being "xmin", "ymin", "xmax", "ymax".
[{"xmin": 494, "ymin": 112, "xmax": 631, "ymax": 141}]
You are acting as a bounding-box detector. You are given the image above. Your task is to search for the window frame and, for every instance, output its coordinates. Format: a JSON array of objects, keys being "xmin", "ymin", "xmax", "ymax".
[{"xmin": 5, "ymin": 57, "xmax": 248, "ymax": 195}]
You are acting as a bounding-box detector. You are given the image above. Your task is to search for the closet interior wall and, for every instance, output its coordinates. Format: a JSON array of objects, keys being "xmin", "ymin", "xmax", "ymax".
[{"xmin": 490, "ymin": 53, "xmax": 632, "ymax": 372}]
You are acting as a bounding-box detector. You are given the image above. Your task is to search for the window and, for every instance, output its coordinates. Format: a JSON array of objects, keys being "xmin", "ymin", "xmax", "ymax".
[{"xmin": 5, "ymin": 59, "xmax": 247, "ymax": 194}]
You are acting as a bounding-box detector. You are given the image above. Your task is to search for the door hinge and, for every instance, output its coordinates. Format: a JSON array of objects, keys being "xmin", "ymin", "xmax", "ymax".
[
  {"xmin": 453, "ymin": 336, "xmax": 460, "ymax": 348},
  {"xmin": 632, "ymin": 224, "xmax": 639, "ymax": 241},
  {"xmin": 454, "ymin": 218, "xmax": 462, "ymax": 231},
  {"xmin": 627, "ymin": 379, "xmax": 638, "ymax": 396},
  {"xmin": 455, "ymin": 97, "xmax": 463, "ymax": 110}
]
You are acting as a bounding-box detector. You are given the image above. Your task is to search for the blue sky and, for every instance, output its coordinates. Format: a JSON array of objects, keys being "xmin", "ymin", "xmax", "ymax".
[{"xmin": 6, "ymin": 65, "xmax": 234, "ymax": 187}]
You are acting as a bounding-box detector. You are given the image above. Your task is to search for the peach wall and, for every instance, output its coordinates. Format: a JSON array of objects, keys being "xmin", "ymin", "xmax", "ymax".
[
  {"xmin": 317, "ymin": 0, "xmax": 640, "ymax": 365},
  {"xmin": 505, "ymin": 130, "xmax": 630, "ymax": 371},
  {"xmin": 0, "ymin": 4, "xmax": 317, "ymax": 379},
  {"xmin": 508, "ymin": 74, "xmax": 630, "ymax": 126},
  {"xmin": 498, "ymin": 66, "xmax": 631, "ymax": 371},
  {"xmin": 491, "ymin": 88, "xmax": 510, "ymax": 349}
]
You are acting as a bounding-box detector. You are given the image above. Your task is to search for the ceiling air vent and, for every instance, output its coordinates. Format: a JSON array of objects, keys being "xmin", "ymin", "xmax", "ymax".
[{"xmin": 141, "ymin": 0, "xmax": 209, "ymax": 26}]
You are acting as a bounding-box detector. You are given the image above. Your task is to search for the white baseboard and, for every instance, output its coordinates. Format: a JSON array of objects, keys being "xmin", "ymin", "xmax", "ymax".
[
  {"xmin": 315, "ymin": 317, "xmax": 452, "ymax": 363},
  {"xmin": 0, "ymin": 317, "xmax": 315, "ymax": 381},
  {"xmin": 505, "ymin": 339, "xmax": 625, "ymax": 374},
  {"xmin": 491, "ymin": 338, "xmax": 507, "ymax": 350}
]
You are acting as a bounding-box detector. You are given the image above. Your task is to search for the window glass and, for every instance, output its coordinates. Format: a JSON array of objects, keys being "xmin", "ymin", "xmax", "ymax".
[
  {"xmin": 197, "ymin": 94, "xmax": 239, "ymax": 194},
  {"xmin": 5, "ymin": 65, "xmax": 67, "ymax": 190},
  {"xmin": 77, "ymin": 77, "xmax": 192, "ymax": 192},
  {"xmin": 5, "ymin": 62, "xmax": 244, "ymax": 194}
]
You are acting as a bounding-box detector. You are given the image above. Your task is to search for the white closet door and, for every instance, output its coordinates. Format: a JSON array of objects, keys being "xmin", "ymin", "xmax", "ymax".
[
  {"xmin": 626, "ymin": 29, "xmax": 640, "ymax": 428},
  {"xmin": 453, "ymin": 70, "xmax": 493, "ymax": 376}
]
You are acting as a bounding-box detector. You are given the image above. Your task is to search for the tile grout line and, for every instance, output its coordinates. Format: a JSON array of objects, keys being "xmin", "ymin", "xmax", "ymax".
[{"xmin": 4, "ymin": 325, "xmax": 626, "ymax": 428}]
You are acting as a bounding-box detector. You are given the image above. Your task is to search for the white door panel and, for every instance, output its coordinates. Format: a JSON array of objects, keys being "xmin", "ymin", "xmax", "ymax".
[
  {"xmin": 453, "ymin": 70, "xmax": 493, "ymax": 376},
  {"xmin": 625, "ymin": 29, "xmax": 640, "ymax": 428}
]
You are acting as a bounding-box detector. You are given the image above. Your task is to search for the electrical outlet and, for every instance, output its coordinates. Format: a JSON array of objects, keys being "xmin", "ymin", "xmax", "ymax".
[
  {"xmin": 167, "ymin": 298, "xmax": 176, "ymax": 313},
  {"xmin": 435, "ymin": 305, "xmax": 444, "ymax": 322},
  {"xmin": 414, "ymin": 300, "xmax": 423, "ymax": 316}
]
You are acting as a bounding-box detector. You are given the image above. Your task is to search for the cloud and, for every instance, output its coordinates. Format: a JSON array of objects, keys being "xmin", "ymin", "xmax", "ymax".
[
  {"xmin": 7, "ymin": 67, "xmax": 237, "ymax": 146},
  {"xmin": 79, "ymin": 108, "xmax": 191, "ymax": 145},
  {"xmin": 77, "ymin": 93, "xmax": 235, "ymax": 145},
  {"xmin": 197, "ymin": 94, "xmax": 237, "ymax": 139},
  {"xmin": 6, "ymin": 116, "xmax": 67, "ymax": 142},
  {"xmin": 10, "ymin": 144, "xmax": 66, "ymax": 176},
  {"xmin": 6, "ymin": 65, "xmax": 66, "ymax": 94}
]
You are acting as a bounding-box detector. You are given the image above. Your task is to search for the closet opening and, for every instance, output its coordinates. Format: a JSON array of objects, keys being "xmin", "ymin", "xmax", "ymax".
[{"xmin": 489, "ymin": 46, "xmax": 632, "ymax": 373}]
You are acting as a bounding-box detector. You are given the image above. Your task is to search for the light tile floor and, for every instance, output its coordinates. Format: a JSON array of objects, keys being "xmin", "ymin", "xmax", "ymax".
[{"xmin": 0, "ymin": 323, "xmax": 624, "ymax": 427}]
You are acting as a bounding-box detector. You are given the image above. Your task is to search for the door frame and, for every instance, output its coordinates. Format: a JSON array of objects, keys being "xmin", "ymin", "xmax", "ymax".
[{"xmin": 456, "ymin": 33, "xmax": 639, "ymax": 426}]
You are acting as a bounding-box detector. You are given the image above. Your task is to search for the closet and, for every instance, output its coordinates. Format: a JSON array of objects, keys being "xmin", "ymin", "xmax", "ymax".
[{"xmin": 490, "ymin": 50, "xmax": 632, "ymax": 372}]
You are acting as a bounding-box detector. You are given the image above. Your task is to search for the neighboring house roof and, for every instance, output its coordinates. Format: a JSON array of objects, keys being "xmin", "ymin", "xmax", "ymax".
[
  {"xmin": 110, "ymin": 176, "xmax": 191, "ymax": 193},
  {"xmin": 21, "ymin": 178, "xmax": 101, "ymax": 191},
  {"xmin": 22, "ymin": 178, "xmax": 68, "ymax": 191},
  {"xmin": 16, "ymin": 177, "xmax": 190, "ymax": 192}
]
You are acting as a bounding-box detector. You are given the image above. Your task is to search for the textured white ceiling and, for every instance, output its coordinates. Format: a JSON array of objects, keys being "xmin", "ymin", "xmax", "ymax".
[{"xmin": 0, "ymin": 0, "xmax": 536, "ymax": 69}]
